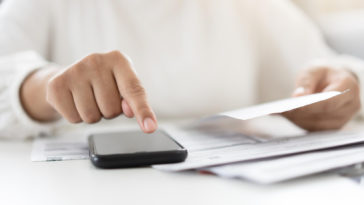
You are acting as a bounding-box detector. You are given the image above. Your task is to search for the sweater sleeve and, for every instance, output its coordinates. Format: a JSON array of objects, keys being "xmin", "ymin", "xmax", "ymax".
[
  {"xmin": 0, "ymin": 51, "xmax": 61, "ymax": 139},
  {"xmin": 0, "ymin": 0, "xmax": 60, "ymax": 139},
  {"xmin": 329, "ymin": 55, "xmax": 364, "ymax": 117}
]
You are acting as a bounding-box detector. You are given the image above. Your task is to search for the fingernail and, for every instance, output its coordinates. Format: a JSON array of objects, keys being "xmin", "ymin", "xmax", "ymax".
[
  {"xmin": 143, "ymin": 117, "xmax": 156, "ymax": 132},
  {"xmin": 293, "ymin": 87, "xmax": 305, "ymax": 96}
]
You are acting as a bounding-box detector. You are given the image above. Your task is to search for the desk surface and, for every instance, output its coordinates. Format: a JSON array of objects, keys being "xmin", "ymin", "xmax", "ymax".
[{"xmin": 1, "ymin": 121, "xmax": 364, "ymax": 205}]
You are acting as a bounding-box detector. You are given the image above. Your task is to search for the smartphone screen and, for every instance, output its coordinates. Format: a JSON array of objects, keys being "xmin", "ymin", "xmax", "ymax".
[{"xmin": 92, "ymin": 130, "xmax": 184, "ymax": 155}]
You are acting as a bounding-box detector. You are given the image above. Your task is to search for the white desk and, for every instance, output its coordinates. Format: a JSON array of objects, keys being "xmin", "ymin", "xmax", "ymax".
[{"xmin": 1, "ymin": 120, "xmax": 364, "ymax": 205}]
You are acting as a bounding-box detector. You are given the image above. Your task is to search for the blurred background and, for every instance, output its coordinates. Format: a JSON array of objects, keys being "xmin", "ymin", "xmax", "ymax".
[
  {"xmin": 293, "ymin": 0, "xmax": 364, "ymax": 59},
  {"xmin": 0, "ymin": 0, "xmax": 363, "ymax": 59}
]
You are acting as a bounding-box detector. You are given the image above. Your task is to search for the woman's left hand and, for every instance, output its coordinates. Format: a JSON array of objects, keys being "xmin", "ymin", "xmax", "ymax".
[{"xmin": 282, "ymin": 66, "xmax": 361, "ymax": 131}]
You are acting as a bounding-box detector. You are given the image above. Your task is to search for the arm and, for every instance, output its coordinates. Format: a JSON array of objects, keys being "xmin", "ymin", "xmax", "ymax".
[
  {"xmin": 255, "ymin": 0, "xmax": 364, "ymax": 131},
  {"xmin": 22, "ymin": 51, "xmax": 158, "ymax": 133},
  {"xmin": 0, "ymin": 0, "xmax": 157, "ymax": 139}
]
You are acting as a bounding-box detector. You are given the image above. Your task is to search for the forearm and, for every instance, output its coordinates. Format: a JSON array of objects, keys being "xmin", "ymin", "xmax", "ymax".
[{"xmin": 20, "ymin": 66, "xmax": 60, "ymax": 122}]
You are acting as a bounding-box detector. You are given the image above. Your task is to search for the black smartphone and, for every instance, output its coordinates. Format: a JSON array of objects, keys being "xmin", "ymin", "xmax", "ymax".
[{"xmin": 88, "ymin": 130, "xmax": 187, "ymax": 168}]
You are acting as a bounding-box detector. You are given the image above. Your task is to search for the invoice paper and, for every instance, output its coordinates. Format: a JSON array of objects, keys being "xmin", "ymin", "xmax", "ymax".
[
  {"xmin": 31, "ymin": 138, "xmax": 89, "ymax": 161},
  {"xmin": 154, "ymin": 130, "xmax": 364, "ymax": 171},
  {"xmin": 206, "ymin": 144, "xmax": 364, "ymax": 184}
]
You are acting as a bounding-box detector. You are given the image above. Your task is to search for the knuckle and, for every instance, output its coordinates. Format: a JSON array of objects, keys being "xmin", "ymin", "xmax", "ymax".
[
  {"xmin": 47, "ymin": 75, "xmax": 65, "ymax": 92},
  {"xmin": 108, "ymin": 50, "xmax": 123, "ymax": 58},
  {"xmin": 84, "ymin": 53, "xmax": 102, "ymax": 67},
  {"xmin": 83, "ymin": 111, "xmax": 101, "ymax": 124},
  {"xmin": 70, "ymin": 54, "xmax": 104, "ymax": 77},
  {"xmin": 108, "ymin": 50, "xmax": 131, "ymax": 67},
  {"xmin": 137, "ymin": 105, "xmax": 149, "ymax": 113},
  {"xmin": 68, "ymin": 115, "xmax": 82, "ymax": 124},
  {"xmin": 102, "ymin": 107, "xmax": 122, "ymax": 119},
  {"xmin": 46, "ymin": 76, "xmax": 66, "ymax": 102},
  {"xmin": 108, "ymin": 50, "xmax": 123, "ymax": 60},
  {"xmin": 125, "ymin": 79, "xmax": 146, "ymax": 96},
  {"xmin": 67, "ymin": 63, "xmax": 87, "ymax": 78},
  {"xmin": 135, "ymin": 105, "xmax": 152, "ymax": 117},
  {"xmin": 340, "ymin": 75, "xmax": 354, "ymax": 86}
]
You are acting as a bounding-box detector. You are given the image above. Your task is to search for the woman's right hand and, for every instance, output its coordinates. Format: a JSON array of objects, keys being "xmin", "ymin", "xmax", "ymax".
[{"xmin": 21, "ymin": 51, "xmax": 157, "ymax": 133}]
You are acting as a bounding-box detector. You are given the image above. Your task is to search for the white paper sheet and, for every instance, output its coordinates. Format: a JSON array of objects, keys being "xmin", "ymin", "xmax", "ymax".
[
  {"xmin": 206, "ymin": 144, "xmax": 364, "ymax": 184},
  {"xmin": 153, "ymin": 130, "xmax": 364, "ymax": 171},
  {"xmin": 31, "ymin": 138, "xmax": 89, "ymax": 161},
  {"xmin": 214, "ymin": 91, "xmax": 343, "ymax": 121}
]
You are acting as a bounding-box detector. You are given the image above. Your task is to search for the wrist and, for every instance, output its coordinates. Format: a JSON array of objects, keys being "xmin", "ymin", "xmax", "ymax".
[{"xmin": 20, "ymin": 67, "xmax": 60, "ymax": 122}]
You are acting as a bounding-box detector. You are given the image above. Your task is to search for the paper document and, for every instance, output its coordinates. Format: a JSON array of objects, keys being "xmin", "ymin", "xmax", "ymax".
[
  {"xmin": 212, "ymin": 91, "xmax": 343, "ymax": 121},
  {"xmin": 154, "ymin": 91, "xmax": 351, "ymax": 171},
  {"xmin": 206, "ymin": 144, "xmax": 364, "ymax": 184},
  {"xmin": 31, "ymin": 138, "xmax": 89, "ymax": 161},
  {"xmin": 154, "ymin": 130, "xmax": 364, "ymax": 171}
]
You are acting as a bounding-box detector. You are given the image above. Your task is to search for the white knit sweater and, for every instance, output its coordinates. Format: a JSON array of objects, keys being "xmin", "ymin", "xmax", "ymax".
[{"xmin": 1, "ymin": 0, "xmax": 364, "ymax": 139}]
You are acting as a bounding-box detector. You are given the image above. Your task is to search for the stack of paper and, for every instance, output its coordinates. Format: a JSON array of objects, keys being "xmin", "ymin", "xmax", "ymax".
[
  {"xmin": 30, "ymin": 91, "xmax": 364, "ymax": 183},
  {"xmin": 207, "ymin": 144, "xmax": 364, "ymax": 184},
  {"xmin": 154, "ymin": 91, "xmax": 364, "ymax": 183}
]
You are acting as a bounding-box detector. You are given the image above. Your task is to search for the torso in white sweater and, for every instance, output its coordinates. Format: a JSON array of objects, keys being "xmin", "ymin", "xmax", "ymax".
[{"xmin": 1, "ymin": 0, "xmax": 361, "ymax": 139}]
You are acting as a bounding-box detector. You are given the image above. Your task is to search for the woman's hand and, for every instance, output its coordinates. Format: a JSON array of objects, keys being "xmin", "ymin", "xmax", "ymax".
[
  {"xmin": 21, "ymin": 51, "xmax": 157, "ymax": 133},
  {"xmin": 282, "ymin": 66, "xmax": 361, "ymax": 131}
]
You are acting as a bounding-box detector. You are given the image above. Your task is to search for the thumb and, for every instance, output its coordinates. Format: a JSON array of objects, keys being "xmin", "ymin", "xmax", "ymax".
[{"xmin": 293, "ymin": 68, "xmax": 325, "ymax": 97}]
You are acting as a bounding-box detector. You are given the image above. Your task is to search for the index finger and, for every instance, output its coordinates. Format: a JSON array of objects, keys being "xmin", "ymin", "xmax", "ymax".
[{"xmin": 112, "ymin": 55, "xmax": 157, "ymax": 133}]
